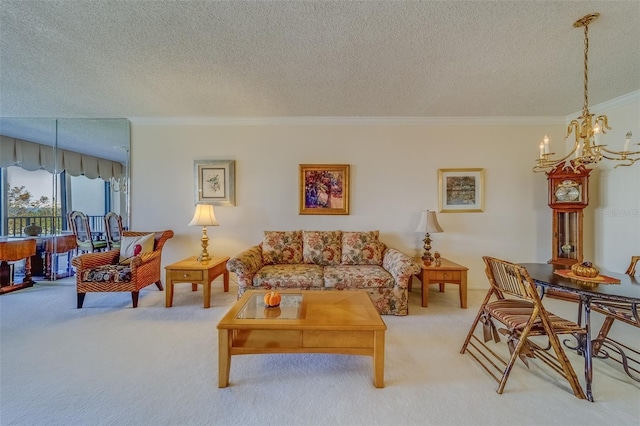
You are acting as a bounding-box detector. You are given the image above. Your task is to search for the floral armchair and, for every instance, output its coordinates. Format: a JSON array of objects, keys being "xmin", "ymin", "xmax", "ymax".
[{"xmin": 71, "ymin": 230, "xmax": 174, "ymax": 308}]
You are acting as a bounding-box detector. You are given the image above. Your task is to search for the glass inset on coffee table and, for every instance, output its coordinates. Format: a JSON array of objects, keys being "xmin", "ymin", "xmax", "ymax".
[{"xmin": 236, "ymin": 293, "xmax": 303, "ymax": 320}]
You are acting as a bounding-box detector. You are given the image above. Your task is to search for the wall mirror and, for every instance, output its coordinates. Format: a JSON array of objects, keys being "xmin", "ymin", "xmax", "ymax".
[{"xmin": 0, "ymin": 117, "xmax": 130, "ymax": 282}]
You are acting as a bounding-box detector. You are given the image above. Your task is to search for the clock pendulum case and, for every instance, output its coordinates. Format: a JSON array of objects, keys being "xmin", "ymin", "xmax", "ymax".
[{"xmin": 546, "ymin": 161, "xmax": 591, "ymax": 267}]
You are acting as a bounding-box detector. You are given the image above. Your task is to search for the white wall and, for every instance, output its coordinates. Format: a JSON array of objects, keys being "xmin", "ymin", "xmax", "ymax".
[
  {"xmin": 69, "ymin": 175, "xmax": 105, "ymax": 216},
  {"xmin": 130, "ymin": 118, "xmax": 572, "ymax": 288},
  {"xmin": 587, "ymin": 96, "xmax": 640, "ymax": 272}
]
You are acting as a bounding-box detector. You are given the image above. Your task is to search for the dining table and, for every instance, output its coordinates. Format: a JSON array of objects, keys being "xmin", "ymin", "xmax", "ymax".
[{"xmin": 520, "ymin": 262, "xmax": 640, "ymax": 402}]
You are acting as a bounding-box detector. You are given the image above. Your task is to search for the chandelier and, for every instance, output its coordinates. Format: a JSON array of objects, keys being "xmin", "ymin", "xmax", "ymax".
[{"xmin": 534, "ymin": 13, "xmax": 639, "ymax": 173}]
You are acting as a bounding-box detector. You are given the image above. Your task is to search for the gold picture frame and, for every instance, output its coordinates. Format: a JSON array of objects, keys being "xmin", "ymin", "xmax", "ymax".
[
  {"xmin": 299, "ymin": 164, "xmax": 350, "ymax": 215},
  {"xmin": 194, "ymin": 160, "xmax": 236, "ymax": 206},
  {"xmin": 438, "ymin": 168, "xmax": 484, "ymax": 213}
]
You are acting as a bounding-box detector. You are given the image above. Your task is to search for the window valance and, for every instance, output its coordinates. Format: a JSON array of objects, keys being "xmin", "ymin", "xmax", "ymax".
[{"xmin": 0, "ymin": 135, "xmax": 125, "ymax": 181}]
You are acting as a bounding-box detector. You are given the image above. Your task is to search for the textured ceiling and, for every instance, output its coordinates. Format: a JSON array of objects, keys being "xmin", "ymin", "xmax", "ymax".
[{"xmin": 1, "ymin": 0, "xmax": 639, "ymax": 120}]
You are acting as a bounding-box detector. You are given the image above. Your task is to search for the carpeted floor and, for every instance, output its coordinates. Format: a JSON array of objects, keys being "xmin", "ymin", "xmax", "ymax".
[{"xmin": 0, "ymin": 276, "xmax": 638, "ymax": 426}]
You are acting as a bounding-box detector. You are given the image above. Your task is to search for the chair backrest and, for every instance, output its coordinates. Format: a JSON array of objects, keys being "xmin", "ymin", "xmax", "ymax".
[
  {"xmin": 104, "ymin": 212, "xmax": 123, "ymax": 245},
  {"xmin": 483, "ymin": 256, "xmax": 538, "ymax": 302},
  {"xmin": 626, "ymin": 256, "xmax": 640, "ymax": 276},
  {"xmin": 68, "ymin": 211, "xmax": 92, "ymax": 244}
]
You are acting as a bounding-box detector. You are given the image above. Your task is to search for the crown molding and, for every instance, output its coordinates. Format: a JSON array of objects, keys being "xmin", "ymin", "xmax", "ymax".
[
  {"xmin": 129, "ymin": 116, "xmax": 566, "ymax": 126},
  {"xmin": 567, "ymin": 90, "xmax": 640, "ymax": 118}
]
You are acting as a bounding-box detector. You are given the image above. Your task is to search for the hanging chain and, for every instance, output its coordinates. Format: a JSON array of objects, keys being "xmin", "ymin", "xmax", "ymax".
[{"xmin": 582, "ymin": 23, "xmax": 590, "ymax": 116}]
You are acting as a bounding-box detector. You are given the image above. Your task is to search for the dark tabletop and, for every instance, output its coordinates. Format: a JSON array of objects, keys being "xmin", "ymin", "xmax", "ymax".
[{"xmin": 520, "ymin": 263, "xmax": 640, "ymax": 303}]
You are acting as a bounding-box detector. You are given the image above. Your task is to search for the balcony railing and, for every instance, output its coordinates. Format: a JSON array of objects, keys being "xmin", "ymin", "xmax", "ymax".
[{"xmin": 6, "ymin": 215, "xmax": 105, "ymax": 237}]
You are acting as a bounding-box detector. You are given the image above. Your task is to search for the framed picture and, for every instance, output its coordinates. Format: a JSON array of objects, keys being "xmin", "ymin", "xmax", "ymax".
[
  {"xmin": 194, "ymin": 160, "xmax": 235, "ymax": 206},
  {"xmin": 438, "ymin": 168, "xmax": 484, "ymax": 212},
  {"xmin": 299, "ymin": 164, "xmax": 350, "ymax": 215}
]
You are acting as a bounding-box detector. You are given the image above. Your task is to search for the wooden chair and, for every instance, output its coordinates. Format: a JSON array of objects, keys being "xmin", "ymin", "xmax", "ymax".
[
  {"xmin": 591, "ymin": 256, "xmax": 640, "ymax": 380},
  {"xmin": 104, "ymin": 212, "xmax": 123, "ymax": 250},
  {"xmin": 460, "ymin": 256, "xmax": 587, "ymax": 399},
  {"xmin": 68, "ymin": 211, "xmax": 108, "ymax": 253},
  {"xmin": 625, "ymin": 256, "xmax": 640, "ymax": 276},
  {"xmin": 71, "ymin": 230, "xmax": 174, "ymax": 308}
]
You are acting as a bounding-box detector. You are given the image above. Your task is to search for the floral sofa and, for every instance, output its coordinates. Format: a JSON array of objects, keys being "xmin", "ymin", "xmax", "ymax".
[{"xmin": 226, "ymin": 230, "xmax": 421, "ymax": 315}]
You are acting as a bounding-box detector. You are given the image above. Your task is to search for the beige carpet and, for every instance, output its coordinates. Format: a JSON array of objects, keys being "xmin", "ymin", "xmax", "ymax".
[{"xmin": 0, "ymin": 276, "xmax": 638, "ymax": 426}]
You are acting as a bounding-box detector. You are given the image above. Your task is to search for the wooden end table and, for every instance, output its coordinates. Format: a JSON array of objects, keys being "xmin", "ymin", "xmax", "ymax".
[
  {"xmin": 165, "ymin": 256, "xmax": 230, "ymax": 308},
  {"xmin": 413, "ymin": 257, "xmax": 468, "ymax": 308}
]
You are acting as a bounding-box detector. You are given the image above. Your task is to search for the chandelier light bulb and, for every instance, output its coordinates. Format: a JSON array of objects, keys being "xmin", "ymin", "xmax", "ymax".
[
  {"xmin": 624, "ymin": 131, "xmax": 632, "ymax": 152},
  {"xmin": 543, "ymin": 135, "xmax": 549, "ymax": 154}
]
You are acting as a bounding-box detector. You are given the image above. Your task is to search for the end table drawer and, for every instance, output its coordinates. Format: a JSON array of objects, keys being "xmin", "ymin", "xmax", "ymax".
[
  {"xmin": 429, "ymin": 270, "xmax": 461, "ymax": 281},
  {"xmin": 171, "ymin": 270, "xmax": 203, "ymax": 281}
]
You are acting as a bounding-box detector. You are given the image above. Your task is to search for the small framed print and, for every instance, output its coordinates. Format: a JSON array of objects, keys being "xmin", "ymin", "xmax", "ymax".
[
  {"xmin": 299, "ymin": 164, "xmax": 350, "ymax": 215},
  {"xmin": 194, "ymin": 160, "xmax": 235, "ymax": 206},
  {"xmin": 438, "ymin": 168, "xmax": 484, "ymax": 213}
]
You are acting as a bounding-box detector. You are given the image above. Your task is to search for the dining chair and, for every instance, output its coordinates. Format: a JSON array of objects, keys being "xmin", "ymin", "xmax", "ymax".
[
  {"xmin": 590, "ymin": 256, "xmax": 640, "ymax": 380},
  {"xmin": 460, "ymin": 256, "xmax": 587, "ymax": 399},
  {"xmin": 68, "ymin": 211, "xmax": 108, "ymax": 253},
  {"xmin": 104, "ymin": 212, "xmax": 123, "ymax": 250}
]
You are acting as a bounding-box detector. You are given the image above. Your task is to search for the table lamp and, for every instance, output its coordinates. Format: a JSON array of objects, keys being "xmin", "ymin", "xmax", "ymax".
[
  {"xmin": 188, "ymin": 204, "xmax": 219, "ymax": 262},
  {"xmin": 415, "ymin": 210, "xmax": 444, "ymax": 263}
]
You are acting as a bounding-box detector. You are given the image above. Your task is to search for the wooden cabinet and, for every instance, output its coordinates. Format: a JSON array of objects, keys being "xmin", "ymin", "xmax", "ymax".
[{"xmin": 546, "ymin": 162, "xmax": 591, "ymax": 267}]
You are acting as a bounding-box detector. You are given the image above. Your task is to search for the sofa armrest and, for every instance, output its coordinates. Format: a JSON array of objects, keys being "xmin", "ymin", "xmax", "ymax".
[
  {"xmin": 382, "ymin": 248, "xmax": 422, "ymax": 289},
  {"xmin": 227, "ymin": 245, "xmax": 264, "ymax": 289},
  {"xmin": 71, "ymin": 249, "xmax": 120, "ymax": 271}
]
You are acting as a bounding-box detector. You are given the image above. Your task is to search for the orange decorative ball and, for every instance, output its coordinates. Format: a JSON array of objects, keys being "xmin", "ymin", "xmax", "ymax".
[{"xmin": 263, "ymin": 291, "xmax": 282, "ymax": 307}]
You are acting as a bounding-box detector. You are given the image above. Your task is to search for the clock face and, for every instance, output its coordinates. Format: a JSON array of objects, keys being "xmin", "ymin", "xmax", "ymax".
[{"xmin": 555, "ymin": 180, "xmax": 581, "ymax": 202}]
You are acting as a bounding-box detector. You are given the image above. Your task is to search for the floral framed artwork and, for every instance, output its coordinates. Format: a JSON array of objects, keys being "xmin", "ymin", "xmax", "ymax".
[
  {"xmin": 194, "ymin": 160, "xmax": 235, "ymax": 206},
  {"xmin": 438, "ymin": 168, "xmax": 484, "ymax": 213},
  {"xmin": 299, "ymin": 164, "xmax": 350, "ymax": 215}
]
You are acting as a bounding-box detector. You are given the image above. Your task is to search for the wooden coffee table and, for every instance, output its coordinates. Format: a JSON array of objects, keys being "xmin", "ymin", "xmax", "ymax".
[{"xmin": 217, "ymin": 290, "xmax": 387, "ymax": 388}]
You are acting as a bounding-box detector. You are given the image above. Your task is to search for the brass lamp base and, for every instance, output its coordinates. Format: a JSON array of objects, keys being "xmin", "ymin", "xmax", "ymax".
[
  {"xmin": 199, "ymin": 226, "xmax": 211, "ymax": 262},
  {"xmin": 421, "ymin": 232, "xmax": 433, "ymax": 263}
]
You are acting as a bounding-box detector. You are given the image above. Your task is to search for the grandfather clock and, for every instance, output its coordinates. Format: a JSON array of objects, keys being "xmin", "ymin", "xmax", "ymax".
[{"xmin": 546, "ymin": 161, "xmax": 591, "ymax": 268}]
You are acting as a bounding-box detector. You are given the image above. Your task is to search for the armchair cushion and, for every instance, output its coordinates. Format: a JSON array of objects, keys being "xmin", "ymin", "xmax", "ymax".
[
  {"xmin": 81, "ymin": 264, "xmax": 132, "ymax": 283},
  {"xmin": 262, "ymin": 230, "xmax": 303, "ymax": 265},
  {"xmin": 119, "ymin": 233, "xmax": 155, "ymax": 263}
]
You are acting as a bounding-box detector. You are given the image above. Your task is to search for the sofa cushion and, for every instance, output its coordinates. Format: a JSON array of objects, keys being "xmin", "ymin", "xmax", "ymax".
[
  {"xmin": 323, "ymin": 265, "xmax": 394, "ymax": 289},
  {"xmin": 302, "ymin": 230, "xmax": 342, "ymax": 266},
  {"xmin": 253, "ymin": 264, "xmax": 324, "ymax": 289},
  {"xmin": 341, "ymin": 231, "xmax": 384, "ymax": 265},
  {"xmin": 262, "ymin": 230, "xmax": 303, "ymax": 265}
]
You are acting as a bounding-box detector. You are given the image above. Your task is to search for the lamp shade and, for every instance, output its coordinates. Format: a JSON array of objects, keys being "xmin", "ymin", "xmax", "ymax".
[
  {"xmin": 188, "ymin": 204, "xmax": 219, "ymax": 227},
  {"xmin": 415, "ymin": 210, "xmax": 443, "ymax": 234}
]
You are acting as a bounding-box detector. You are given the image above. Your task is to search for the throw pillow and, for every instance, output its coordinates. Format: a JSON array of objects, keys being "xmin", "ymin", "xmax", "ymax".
[
  {"xmin": 119, "ymin": 233, "xmax": 155, "ymax": 264},
  {"xmin": 341, "ymin": 231, "xmax": 383, "ymax": 265},
  {"xmin": 302, "ymin": 230, "xmax": 342, "ymax": 266},
  {"xmin": 262, "ymin": 230, "xmax": 303, "ymax": 265}
]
